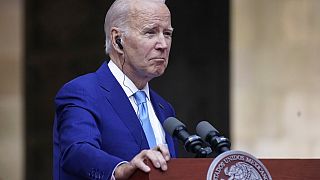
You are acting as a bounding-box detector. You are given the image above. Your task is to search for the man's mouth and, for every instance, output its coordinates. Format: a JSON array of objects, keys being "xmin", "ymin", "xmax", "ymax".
[{"xmin": 150, "ymin": 57, "xmax": 166, "ymax": 61}]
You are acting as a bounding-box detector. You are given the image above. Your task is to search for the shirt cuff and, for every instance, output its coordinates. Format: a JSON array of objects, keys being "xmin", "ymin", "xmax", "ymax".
[{"xmin": 110, "ymin": 161, "xmax": 129, "ymax": 180}]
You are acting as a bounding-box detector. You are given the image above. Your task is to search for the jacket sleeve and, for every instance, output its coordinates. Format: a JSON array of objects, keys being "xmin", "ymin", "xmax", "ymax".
[{"xmin": 54, "ymin": 81, "xmax": 122, "ymax": 179}]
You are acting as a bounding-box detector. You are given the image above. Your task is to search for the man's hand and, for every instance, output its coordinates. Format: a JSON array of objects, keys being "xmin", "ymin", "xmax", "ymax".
[{"xmin": 114, "ymin": 144, "xmax": 170, "ymax": 179}]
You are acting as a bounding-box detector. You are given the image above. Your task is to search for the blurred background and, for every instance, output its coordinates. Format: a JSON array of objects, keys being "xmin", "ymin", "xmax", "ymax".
[{"xmin": 1, "ymin": 0, "xmax": 320, "ymax": 179}]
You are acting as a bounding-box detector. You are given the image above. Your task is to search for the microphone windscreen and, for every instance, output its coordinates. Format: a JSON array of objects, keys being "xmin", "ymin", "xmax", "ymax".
[
  {"xmin": 196, "ymin": 121, "xmax": 219, "ymax": 140},
  {"xmin": 163, "ymin": 117, "xmax": 186, "ymax": 136}
]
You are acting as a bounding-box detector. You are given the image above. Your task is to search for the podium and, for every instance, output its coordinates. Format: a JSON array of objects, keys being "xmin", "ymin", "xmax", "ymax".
[{"xmin": 130, "ymin": 158, "xmax": 320, "ymax": 180}]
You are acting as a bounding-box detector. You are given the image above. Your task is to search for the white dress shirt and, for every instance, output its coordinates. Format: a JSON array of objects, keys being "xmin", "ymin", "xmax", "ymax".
[{"xmin": 108, "ymin": 60, "xmax": 167, "ymax": 146}]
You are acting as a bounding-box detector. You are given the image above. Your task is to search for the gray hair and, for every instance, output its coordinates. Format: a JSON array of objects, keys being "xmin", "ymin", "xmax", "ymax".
[{"xmin": 104, "ymin": 0, "xmax": 166, "ymax": 54}]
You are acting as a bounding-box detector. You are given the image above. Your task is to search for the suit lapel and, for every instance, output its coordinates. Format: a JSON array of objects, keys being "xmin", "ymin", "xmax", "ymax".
[{"xmin": 95, "ymin": 62, "xmax": 149, "ymax": 150}]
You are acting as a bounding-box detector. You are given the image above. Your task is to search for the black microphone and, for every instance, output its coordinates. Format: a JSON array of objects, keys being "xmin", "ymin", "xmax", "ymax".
[
  {"xmin": 196, "ymin": 121, "xmax": 231, "ymax": 154},
  {"xmin": 163, "ymin": 117, "xmax": 211, "ymax": 158}
]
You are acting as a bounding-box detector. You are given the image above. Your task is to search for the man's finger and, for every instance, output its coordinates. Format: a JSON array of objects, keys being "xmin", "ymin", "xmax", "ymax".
[
  {"xmin": 145, "ymin": 150, "xmax": 168, "ymax": 171},
  {"xmin": 132, "ymin": 160, "xmax": 151, "ymax": 172},
  {"xmin": 155, "ymin": 144, "xmax": 170, "ymax": 161},
  {"xmin": 130, "ymin": 151, "xmax": 151, "ymax": 172}
]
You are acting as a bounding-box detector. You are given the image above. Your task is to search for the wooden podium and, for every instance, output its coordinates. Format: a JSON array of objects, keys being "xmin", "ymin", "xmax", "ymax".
[{"xmin": 130, "ymin": 158, "xmax": 320, "ymax": 180}]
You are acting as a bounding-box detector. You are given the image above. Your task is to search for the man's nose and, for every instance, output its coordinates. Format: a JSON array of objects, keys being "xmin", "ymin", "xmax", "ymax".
[{"xmin": 155, "ymin": 33, "xmax": 169, "ymax": 50}]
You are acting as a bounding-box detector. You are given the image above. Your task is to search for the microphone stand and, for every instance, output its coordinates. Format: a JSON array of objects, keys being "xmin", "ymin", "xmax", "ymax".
[{"xmin": 184, "ymin": 135, "xmax": 212, "ymax": 158}]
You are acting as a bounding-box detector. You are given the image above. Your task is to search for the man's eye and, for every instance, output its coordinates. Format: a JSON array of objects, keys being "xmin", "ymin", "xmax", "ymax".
[
  {"xmin": 146, "ymin": 30, "xmax": 156, "ymax": 35},
  {"xmin": 164, "ymin": 31, "xmax": 173, "ymax": 37}
]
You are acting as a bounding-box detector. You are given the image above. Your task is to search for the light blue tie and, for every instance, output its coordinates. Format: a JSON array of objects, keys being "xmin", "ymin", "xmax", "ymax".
[{"xmin": 134, "ymin": 91, "xmax": 157, "ymax": 148}]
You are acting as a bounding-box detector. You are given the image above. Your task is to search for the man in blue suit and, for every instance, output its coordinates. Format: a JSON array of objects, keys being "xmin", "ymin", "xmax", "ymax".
[{"xmin": 53, "ymin": 0, "xmax": 176, "ymax": 179}]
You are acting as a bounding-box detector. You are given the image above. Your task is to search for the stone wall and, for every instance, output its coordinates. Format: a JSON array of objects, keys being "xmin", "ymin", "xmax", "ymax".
[
  {"xmin": 231, "ymin": 0, "xmax": 320, "ymax": 157},
  {"xmin": 0, "ymin": 0, "xmax": 24, "ymax": 180}
]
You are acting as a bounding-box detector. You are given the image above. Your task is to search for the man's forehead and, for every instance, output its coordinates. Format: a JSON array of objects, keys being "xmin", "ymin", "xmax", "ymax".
[
  {"xmin": 129, "ymin": 15, "xmax": 172, "ymax": 31},
  {"xmin": 128, "ymin": 4, "xmax": 171, "ymax": 27}
]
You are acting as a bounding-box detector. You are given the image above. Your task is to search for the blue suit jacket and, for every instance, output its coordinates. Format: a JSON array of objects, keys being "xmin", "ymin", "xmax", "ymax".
[{"xmin": 53, "ymin": 61, "xmax": 177, "ymax": 179}]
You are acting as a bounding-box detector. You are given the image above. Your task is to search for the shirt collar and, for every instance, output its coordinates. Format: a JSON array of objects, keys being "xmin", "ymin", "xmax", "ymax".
[{"xmin": 108, "ymin": 60, "xmax": 150, "ymax": 100}]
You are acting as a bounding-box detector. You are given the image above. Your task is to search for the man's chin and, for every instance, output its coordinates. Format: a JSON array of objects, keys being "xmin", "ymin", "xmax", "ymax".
[{"xmin": 149, "ymin": 68, "xmax": 166, "ymax": 78}]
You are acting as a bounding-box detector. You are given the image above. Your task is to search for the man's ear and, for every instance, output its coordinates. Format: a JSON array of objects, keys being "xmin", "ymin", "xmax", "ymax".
[
  {"xmin": 115, "ymin": 37, "xmax": 123, "ymax": 50},
  {"xmin": 111, "ymin": 27, "xmax": 124, "ymax": 53}
]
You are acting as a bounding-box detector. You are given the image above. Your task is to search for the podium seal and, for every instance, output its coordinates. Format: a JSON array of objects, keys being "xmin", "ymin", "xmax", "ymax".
[{"xmin": 207, "ymin": 150, "xmax": 272, "ymax": 180}]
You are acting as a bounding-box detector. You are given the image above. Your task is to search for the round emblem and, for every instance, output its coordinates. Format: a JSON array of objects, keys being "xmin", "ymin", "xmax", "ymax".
[{"xmin": 207, "ymin": 150, "xmax": 272, "ymax": 180}]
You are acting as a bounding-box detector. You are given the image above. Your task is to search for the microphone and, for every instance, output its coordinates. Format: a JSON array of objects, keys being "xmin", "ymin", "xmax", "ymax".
[
  {"xmin": 196, "ymin": 121, "xmax": 231, "ymax": 154},
  {"xmin": 163, "ymin": 117, "xmax": 211, "ymax": 158}
]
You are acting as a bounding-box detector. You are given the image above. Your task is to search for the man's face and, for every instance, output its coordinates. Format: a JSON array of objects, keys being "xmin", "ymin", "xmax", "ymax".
[{"xmin": 123, "ymin": 2, "xmax": 173, "ymax": 83}]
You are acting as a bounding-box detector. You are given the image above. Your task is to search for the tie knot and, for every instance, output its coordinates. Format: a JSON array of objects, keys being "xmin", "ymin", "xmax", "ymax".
[{"xmin": 134, "ymin": 91, "xmax": 147, "ymax": 105}]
